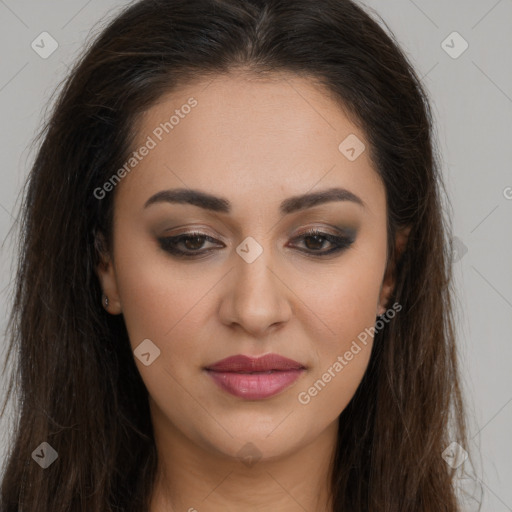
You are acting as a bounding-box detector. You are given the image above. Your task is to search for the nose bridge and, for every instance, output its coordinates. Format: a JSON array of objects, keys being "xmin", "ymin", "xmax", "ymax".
[
  {"xmin": 222, "ymin": 237, "xmax": 291, "ymax": 333},
  {"xmin": 237, "ymin": 245, "xmax": 274, "ymax": 294},
  {"xmin": 235, "ymin": 239, "xmax": 280, "ymax": 306}
]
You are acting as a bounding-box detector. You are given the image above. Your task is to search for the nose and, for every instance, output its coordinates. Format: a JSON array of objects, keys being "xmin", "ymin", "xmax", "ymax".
[{"xmin": 218, "ymin": 248, "xmax": 293, "ymax": 337}]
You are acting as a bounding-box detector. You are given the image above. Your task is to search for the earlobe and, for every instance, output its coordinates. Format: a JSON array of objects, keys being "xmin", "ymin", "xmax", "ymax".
[
  {"xmin": 94, "ymin": 231, "xmax": 123, "ymax": 315},
  {"xmin": 377, "ymin": 225, "xmax": 411, "ymax": 316}
]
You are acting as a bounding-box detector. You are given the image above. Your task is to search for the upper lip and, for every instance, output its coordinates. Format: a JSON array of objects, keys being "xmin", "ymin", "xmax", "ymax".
[{"xmin": 205, "ymin": 354, "xmax": 305, "ymax": 373}]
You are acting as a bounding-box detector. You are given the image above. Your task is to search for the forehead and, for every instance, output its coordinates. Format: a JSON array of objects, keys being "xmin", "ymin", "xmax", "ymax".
[{"xmin": 115, "ymin": 72, "xmax": 384, "ymax": 219}]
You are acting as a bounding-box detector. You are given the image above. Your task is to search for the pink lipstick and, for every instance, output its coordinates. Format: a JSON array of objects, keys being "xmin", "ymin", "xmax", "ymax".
[{"xmin": 205, "ymin": 354, "xmax": 306, "ymax": 400}]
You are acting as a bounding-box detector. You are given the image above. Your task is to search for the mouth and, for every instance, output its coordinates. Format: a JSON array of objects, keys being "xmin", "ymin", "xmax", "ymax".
[{"xmin": 204, "ymin": 354, "xmax": 306, "ymax": 400}]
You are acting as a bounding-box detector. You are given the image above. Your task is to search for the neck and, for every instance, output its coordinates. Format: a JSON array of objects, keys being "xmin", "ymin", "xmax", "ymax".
[{"xmin": 148, "ymin": 408, "xmax": 338, "ymax": 512}]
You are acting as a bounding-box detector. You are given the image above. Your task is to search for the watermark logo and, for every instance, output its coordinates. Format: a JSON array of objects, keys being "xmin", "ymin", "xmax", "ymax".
[
  {"xmin": 297, "ymin": 302, "xmax": 402, "ymax": 405},
  {"xmin": 31, "ymin": 32, "xmax": 58, "ymax": 59},
  {"xmin": 236, "ymin": 442, "xmax": 263, "ymax": 467},
  {"xmin": 93, "ymin": 97, "xmax": 198, "ymax": 200},
  {"xmin": 31, "ymin": 442, "xmax": 58, "ymax": 469},
  {"xmin": 338, "ymin": 134, "xmax": 365, "ymax": 161},
  {"xmin": 236, "ymin": 236, "xmax": 264, "ymax": 264},
  {"xmin": 451, "ymin": 236, "xmax": 468, "ymax": 263},
  {"xmin": 441, "ymin": 31, "xmax": 469, "ymax": 59},
  {"xmin": 442, "ymin": 441, "xmax": 468, "ymax": 468},
  {"xmin": 134, "ymin": 338, "xmax": 161, "ymax": 366}
]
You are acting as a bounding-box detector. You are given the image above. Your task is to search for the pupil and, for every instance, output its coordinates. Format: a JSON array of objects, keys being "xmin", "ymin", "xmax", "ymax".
[
  {"xmin": 184, "ymin": 236, "xmax": 204, "ymax": 250},
  {"xmin": 305, "ymin": 235, "xmax": 324, "ymax": 250}
]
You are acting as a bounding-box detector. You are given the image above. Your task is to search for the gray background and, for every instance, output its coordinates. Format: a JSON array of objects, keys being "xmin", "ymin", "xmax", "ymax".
[{"xmin": 0, "ymin": 0, "xmax": 510, "ymax": 509}]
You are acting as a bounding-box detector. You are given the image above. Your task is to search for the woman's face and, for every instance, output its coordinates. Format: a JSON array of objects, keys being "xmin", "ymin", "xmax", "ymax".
[{"xmin": 97, "ymin": 72, "xmax": 399, "ymax": 462}]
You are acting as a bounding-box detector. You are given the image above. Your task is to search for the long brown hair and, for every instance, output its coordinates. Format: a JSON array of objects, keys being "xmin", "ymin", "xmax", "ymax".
[{"xmin": 1, "ymin": 0, "xmax": 472, "ymax": 510}]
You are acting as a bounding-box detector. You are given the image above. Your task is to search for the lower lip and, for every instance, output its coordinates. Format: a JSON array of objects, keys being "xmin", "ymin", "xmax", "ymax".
[{"xmin": 205, "ymin": 369, "xmax": 305, "ymax": 400}]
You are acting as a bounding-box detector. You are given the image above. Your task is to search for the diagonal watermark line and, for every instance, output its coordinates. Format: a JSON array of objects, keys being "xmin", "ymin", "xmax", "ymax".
[
  {"xmin": 471, "ymin": 0, "xmax": 503, "ymax": 30},
  {"xmin": 201, "ymin": 470, "xmax": 234, "ymax": 502},
  {"xmin": 265, "ymin": 163, "xmax": 337, "ymax": 236},
  {"xmin": 163, "ymin": 161, "xmax": 335, "ymax": 338},
  {"xmin": 471, "ymin": 395, "xmax": 512, "ymax": 440},
  {"xmin": 61, "ymin": 0, "xmax": 92, "ymax": 29},
  {"xmin": 163, "ymin": 267, "xmax": 235, "ymax": 337},
  {"xmin": 420, "ymin": 61, "xmax": 439, "ymax": 82},
  {"xmin": 282, "ymin": 76, "xmax": 337, "ymax": 131},
  {"xmin": 0, "ymin": 62, "xmax": 29, "ymax": 93},
  {"xmin": 161, "ymin": 365, "xmax": 235, "ymax": 438},
  {"xmin": 265, "ymin": 265, "xmax": 337, "ymax": 335},
  {"xmin": 470, "ymin": 265, "xmax": 512, "ymax": 309},
  {"xmin": 0, "ymin": 202, "xmax": 19, "ymax": 262},
  {"xmin": 0, "ymin": 0, "xmax": 29, "ymax": 29},
  {"xmin": 265, "ymin": 470, "xmax": 310, "ymax": 511},
  {"xmin": 160, "ymin": 164, "xmax": 336, "ymax": 338},
  {"xmin": 0, "ymin": 202, "xmax": 14, "ymax": 221},
  {"xmin": 479, "ymin": 477, "xmax": 512, "ymax": 510},
  {"xmin": 408, "ymin": 0, "xmax": 439, "ymax": 29},
  {"xmin": 469, "ymin": 205, "xmax": 499, "ymax": 233},
  {"xmin": 382, "ymin": 363, "xmax": 429, "ymax": 478},
  {"xmin": 265, "ymin": 410, "xmax": 294, "ymax": 438},
  {"xmin": 200, "ymin": 77, "xmax": 215, "ymax": 93},
  {"xmin": 0, "ymin": 204, "xmax": 15, "ymax": 251},
  {"xmin": 163, "ymin": 163, "xmax": 190, "ymax": 188},
  {"xmin": 472, "ymin": 61, "xmax": 512, "ymax": 104}
]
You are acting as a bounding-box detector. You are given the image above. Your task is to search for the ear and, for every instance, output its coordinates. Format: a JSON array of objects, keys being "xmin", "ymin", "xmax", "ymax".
[
  {"xmin": 94, "ymin": 230, "xmax": 122, "ymax": 315},
  {"xmin": 377, "ymin": 225, "xmax": 411, "ymax": 316}
]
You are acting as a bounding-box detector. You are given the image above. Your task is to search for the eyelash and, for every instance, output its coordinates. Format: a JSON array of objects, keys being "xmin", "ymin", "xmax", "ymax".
[{"xmin": 157, "ymin": 228, "xmax": 355, "ymax": 259}]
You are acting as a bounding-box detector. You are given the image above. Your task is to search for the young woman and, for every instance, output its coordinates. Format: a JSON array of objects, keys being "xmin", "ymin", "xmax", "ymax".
[{"xmin": 0, "ymin": 0, "xmax": 473, "ymax": 510}]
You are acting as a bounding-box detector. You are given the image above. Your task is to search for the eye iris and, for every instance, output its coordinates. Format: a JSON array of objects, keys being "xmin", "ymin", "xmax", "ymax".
[
  {"xmin": 304, "ymin": 234, "xmax": 326, "ymax": 250},
  {"xmin": 183, "ymin": 235, "xmax": 205, "ymax": 250},
  {"xmin": 159, "ymin": 228, "xmax": 352, "ymax": 258}
]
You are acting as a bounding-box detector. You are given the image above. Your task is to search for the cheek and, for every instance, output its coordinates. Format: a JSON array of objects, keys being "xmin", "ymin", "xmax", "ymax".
[
  {"xmin": 295, "ymin": 340, "xmax": 373, "ymax": 429},
  {"xmin": 114, "ymin": 253, "xmax": 208, "ymax": 416},
  {"xmin": 289, "ymin": 253, "xmax": 384, "ymax": 415},
  {"xmin": 292, "ymin": 250, "xmax": 385, "ymax": 347},
  {"xmin": 112, "ymin": 230, "xmax": 204, "ymax": 347},
  {"xmin": 112, "ymin": 218, "xmax": 386, "ymax": 430}
]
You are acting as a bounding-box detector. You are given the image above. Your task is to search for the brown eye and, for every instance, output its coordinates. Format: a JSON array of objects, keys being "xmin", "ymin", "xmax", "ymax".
[
  {"xmin": 158, "ymin": 228, "xmax": 355, "ymax": 259},
  {"xmin": 290, "ymin": 228, "xmax": 355, "ymax": 256},
  {"xmin": 182, "ymin": 235, "xmax": 207, "ymax": 251},
  {"xmin": 303, "ymin": 233, "xmax": 327, "ymax": 250},
  {"xmin": 158, "ymin": 231, "xmax": 222, "ymax": 258}
]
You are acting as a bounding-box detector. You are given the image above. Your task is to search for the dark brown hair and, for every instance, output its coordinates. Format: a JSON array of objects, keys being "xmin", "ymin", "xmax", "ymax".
[{"xmin": 1, "ymin": 0, "xmax": 472, "ymax": 510}]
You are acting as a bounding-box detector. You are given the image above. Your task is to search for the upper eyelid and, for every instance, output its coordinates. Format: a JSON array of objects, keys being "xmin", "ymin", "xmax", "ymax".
[
  {"xmin": 162, "ymin": 224, "xmax": 353, "ymax": 238},
  {"xmin": 160, "ymin": 228, "xmax": 353, "ymax": 249},
  {"xmin": 157, "ymin": 229, "xmax": 355, "ymax": 259},
  {"xmin": 162, "ymin": 228, "xmax": 348, "ymax": 242}
]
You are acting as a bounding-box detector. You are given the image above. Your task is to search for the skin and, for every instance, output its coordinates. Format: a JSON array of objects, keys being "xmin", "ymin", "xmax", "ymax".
[{"xmin": 96, "ymin": 71, "xmax": 409, "ymax": 511}]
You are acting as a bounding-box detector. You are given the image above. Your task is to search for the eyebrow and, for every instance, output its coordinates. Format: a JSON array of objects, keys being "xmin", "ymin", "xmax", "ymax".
[{"xmin": 143, "ymin": 186, "xmax": 365, "ymax": 215}]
